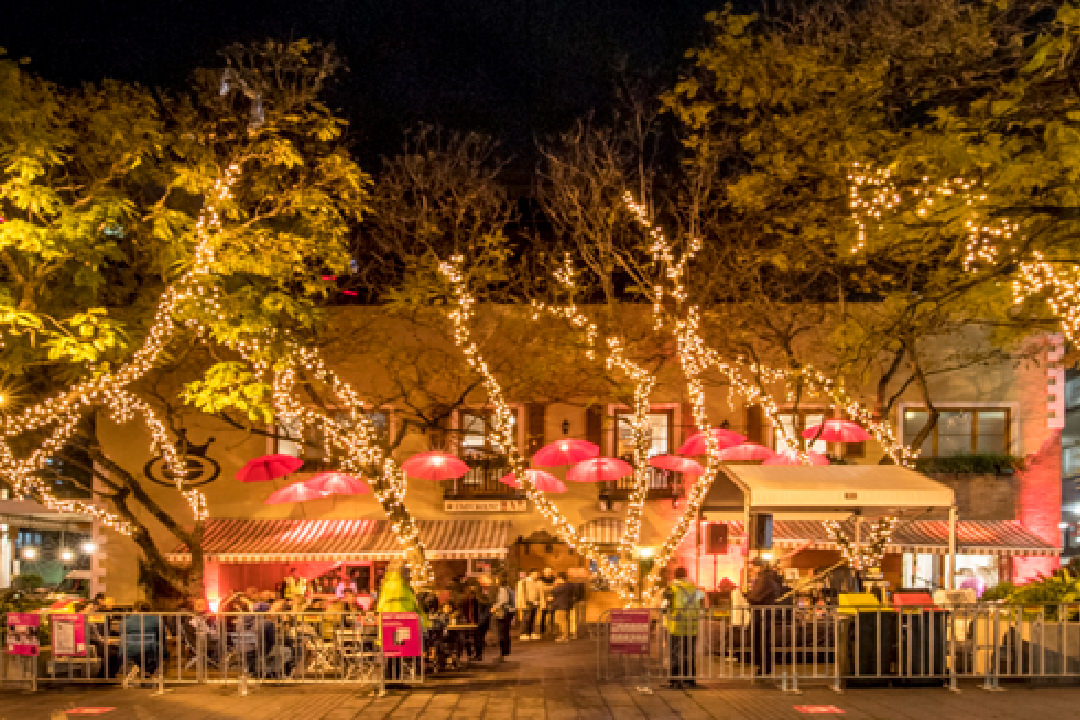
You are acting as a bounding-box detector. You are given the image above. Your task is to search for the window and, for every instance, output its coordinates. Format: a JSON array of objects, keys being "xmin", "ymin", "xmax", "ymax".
[
  {"xmin": 276, "ymin": 410, "xmax": 390, "ymax": 467},
  {"xmin": 902, "ymin": 408, "xmax": 1010, "ymax": 457},
  {"xmin": 774, "ymin": 411, "xmax": 827, "ymax": 454},
  {"xmin": 457, "ymin": 409, "xmax": 517, "ymax": 458},
  {"xmin": 614, "ymin": 411, "xmax": 673, "ymax": 459}
]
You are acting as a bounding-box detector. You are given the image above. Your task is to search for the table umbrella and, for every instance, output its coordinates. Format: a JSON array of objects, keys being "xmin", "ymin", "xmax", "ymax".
[
  {"xmin": 265, "ymin": 480, "xmax": 328, "ymax": 505},
  {"xmin": 499, "ymin": 469, "xmax": 567, "ymax": 493},
  {"xmin": 236, "ymin": 454, "xmax": 304, "ymax": 482},
  {"xmin": 677, "ymin": 429, "xmax": 746, "ymax": 456},
  {"xmin": 717, "ymin": 443, "xmax": 776, "ymax": 462},
  {"xmin": 303, "ymin": 471, "xmax": 372, "ymax": 496},
  {"xmin": 567, "ymin": 456, "xmax": 633, "ymax": 483},
  {"xmin": 401, "ymin": 450, "xmax": 470, "ymax": 481},
  {"xmin": 801, "ymin": 419, "xmax": 871, "ymax": 443},
  {"xmin": 648, "ymin": 455, "xmax": 705, "ymax": 475},
  {"xmin": 762, "ymin": 450, "xmax": 831, "ymax": 466},
  {"xmin": 532, "ymin": 438, "xmax": 600, "ymax": 467}
]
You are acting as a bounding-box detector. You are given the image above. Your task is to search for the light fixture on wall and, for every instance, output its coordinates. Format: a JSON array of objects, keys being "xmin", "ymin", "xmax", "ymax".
[
  {"xmin": 20, "ymin": 546, "xmax": 37, "ymax": 560},
  {"xmin": 81, "ymin": 541, "xmax": 97, "ymax": 555},
  {"xmin": 59, "ymin": 548, "xmax": 75, "ymax": 562},
  {"xmin": 561, "ymin": 419, "xmax": 570, "ymax": 436}
]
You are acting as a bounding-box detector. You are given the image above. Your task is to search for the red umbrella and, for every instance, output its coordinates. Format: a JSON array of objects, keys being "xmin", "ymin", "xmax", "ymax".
[
  {"xmin": 677, "ymin": 429, "xmax": 746, "ymax": 456},
  {"xmin": 802, "ymin": 419, "xmax": 871, "ymax": 443},
  {"xmin": 499, "ymin": 469, "xmax": 567, "ymax": 493},
  {"xmin": 567, "ymin": 457, "xmax": 633, "ymax": 483},
  {"xmin": 265, "ymin": 480, "xmax": 327, "ymax": 505},
  {"xmin": 236, "ymin": 454, "xmax": 304, "ymax": 482},
  {"xmin": 402, "ymin": 451, "xmax": 470, "ymax": 481},
  {"xmin": 762, "ymin": 450, "xmax": 831, "ymax": 466},
  {"xmin": 303, "ymin": 471, "xmax": 372, "ymax": 496},
  {"xmin": 648, "ymin": 455, "xmax": 705, "ymax": 475},
  {"xmin": 532, "ymin": 438, "xmax": 600, "ymax": 467},
  {"xmin": 717, "ymin": 443, "xmax": 775, "ymax": 462}
]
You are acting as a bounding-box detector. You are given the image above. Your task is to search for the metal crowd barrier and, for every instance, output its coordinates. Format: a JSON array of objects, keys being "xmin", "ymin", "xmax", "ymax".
[
  {"xmin": 597, "ymin": 603, "xmax": 1080, "ymax": 691},
  {"xmin": 0, "ymin": 611, "xmax": 424, "ymax": 693}
]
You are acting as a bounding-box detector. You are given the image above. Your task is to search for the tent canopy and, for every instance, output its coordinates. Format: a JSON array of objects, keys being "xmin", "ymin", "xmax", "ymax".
[{"xmin": 702, "ymin": 464, "xmax": 955, "ymax": 520}]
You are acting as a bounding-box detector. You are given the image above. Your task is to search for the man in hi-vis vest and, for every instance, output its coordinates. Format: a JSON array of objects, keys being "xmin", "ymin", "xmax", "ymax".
[{"xmin": 662, "ymin": 567, "xmax": 705, "ymax": 689}]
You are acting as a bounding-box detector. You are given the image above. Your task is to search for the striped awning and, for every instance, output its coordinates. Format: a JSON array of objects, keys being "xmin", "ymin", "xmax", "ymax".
[
  {"xmin": 723, "ymin": 519, "xmax": 1058, "ymax": 557},
  {"xmin": 167, "ymin": 518, "xmax": 511, "ymax": 563},
  {"xmin": 579, "ymin": 518, "xmax": 624, "ymax": 545}
]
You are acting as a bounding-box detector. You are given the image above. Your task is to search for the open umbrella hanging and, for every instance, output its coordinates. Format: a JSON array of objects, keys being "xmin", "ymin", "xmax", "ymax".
[
  {"xmin": 677, "ymin": 429, "xmax": 746, "ymax": 456},
  {"xmin": 648, "ymin": 455, "xmax": 705, "ymax": 475},
  {"xmin": 499, "ymin": 469, "xmax": 567, "ymax": 493},
  {"xmin": 567, "ymin": 456, "xmax": 634, "ymax": 483},
  {"xmin": 717, "ymin": 443, "xmax": 776, "ymax": 462},
  {"xmin": 401, "ymin": 450, "xmax": 470, "ymax": 481},
  {"xmin": 761, "ymin": 450, "xmax": 831, "ymax": 466},
  {"xmin": 265, "ymin": 480, "xmax": 327, "ymax": 505},
  {"xmin": 801, "ymin": 419, "xmax": 871, "ymax": 443},
  {"xmin": 532, "ymin": 438, "xmax": 600, "ymax": 467},
  {"xmin": 236, "ymin": 454, "xmax": 303, "ymax": 483},
  {"xmin": 304, "ymin": 471, "xmax": 371, "ymax": 496}
]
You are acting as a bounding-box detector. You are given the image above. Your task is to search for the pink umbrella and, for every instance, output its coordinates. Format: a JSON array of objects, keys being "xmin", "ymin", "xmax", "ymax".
[
  {"xmin": 303, "ymin": 471, "xmax": 372, "ymax": 496},
  {"xmin": 801, "ymin": 419, "xmax": 871, "ymax": 443},
  {"xmin": 648, "ymin": 455, "xmax": 705, "ymax": 475},
  {"xmin": 762, "ymin": 450, "xmax": 831, "ymax": 466},
  {"xmin": 567, "ymin": 456, "xmax": 633, "ymax": 483},
  {"xmin": 532, "ymin": 438, "xmax": 600, "ymax": 467},
  {"xmin": 265, "ymin": 480, "xmax": 327, "ymax": 505},
  {"xmin": 499, "ymin": 469, "xmax": 567, "ymax": 493},
  {"xmin": 677, "ymin": 429, "xmax": 747, "ymax": 456},
  {"xmin": 718, "ymin": 443, "xmax": 776, "ymax": 462},
  {"xmin": 236, "ymin": 454, "xmax": 304, "ymax": 482},
  {"xmin": 401, "ymin": 450, "xmax": 470, "ymax": 481}
]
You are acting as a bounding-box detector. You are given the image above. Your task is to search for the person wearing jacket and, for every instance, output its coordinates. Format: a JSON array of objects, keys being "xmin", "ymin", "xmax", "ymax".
[
  {"xmin": 517, "ymin": 571, "xmax": 543, "ymax": 640},
  {"xmin": 493, "ymin": 573, "xmax": 514, "ymax": 661},
  {"xmin": 662, "ymin": 567, "xmax": 705, "ymax": 689}
]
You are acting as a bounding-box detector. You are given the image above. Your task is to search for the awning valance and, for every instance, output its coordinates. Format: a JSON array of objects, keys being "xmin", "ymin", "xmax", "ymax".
[
  {"xmin": 717, "ymin": 519, "xmax": 1057, "ymax": 557},
  {"xmin": 167, "ymin": 518, "xmax": 511, "ymax": 563}
]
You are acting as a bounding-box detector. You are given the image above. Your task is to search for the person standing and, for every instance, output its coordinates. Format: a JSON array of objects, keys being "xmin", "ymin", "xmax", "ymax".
[
  {"xmin": 663, "ymin": 567, "xmax": 705, "ymax": 689},
  {"xmin": 514, "ymin": 571, "xmax": 530, "ymax": 639},
  {"xmin": 474, "ymin": 584, "xmax": 492, "ymax": 662},
  {"xmin": 493, "ymin": 573, "xmax": 514, "ymax": 661},
  {"xmin": 538, "ymin": 567, "xmax": 556, "ymax": 638},
  {"xmin": 745, "ymin": 559, "xmax": 783, "ymax": 677},
  {"xmin": 519, "ymin": 571, "xmax": 542, "ymax": 640},
  {"xmin": 550, "ymin": 572, "xmax": 574, "ymax": 643}
]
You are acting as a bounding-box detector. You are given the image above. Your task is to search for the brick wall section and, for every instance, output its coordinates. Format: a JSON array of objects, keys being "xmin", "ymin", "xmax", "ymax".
[{"xmin": 926, "ymin": 473, "xmax": 1018, "ymax": 521}]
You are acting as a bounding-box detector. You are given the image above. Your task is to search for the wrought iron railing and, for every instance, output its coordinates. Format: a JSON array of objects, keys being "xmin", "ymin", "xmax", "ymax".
[{"xmin": 443, "ymin": 454, "xmax": 522, "ymax": 499}]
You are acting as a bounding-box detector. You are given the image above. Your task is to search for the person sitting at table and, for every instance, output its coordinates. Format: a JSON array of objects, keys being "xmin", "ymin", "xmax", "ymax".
[{"xmin": 285, "ymin": 567, "xmax": 308, "ymax": 605}]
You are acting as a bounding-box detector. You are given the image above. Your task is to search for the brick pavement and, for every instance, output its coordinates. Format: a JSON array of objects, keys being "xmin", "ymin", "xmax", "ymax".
[{"xmin": 4, "ymin": 637, "xmax": 1080, "ymax": 719}]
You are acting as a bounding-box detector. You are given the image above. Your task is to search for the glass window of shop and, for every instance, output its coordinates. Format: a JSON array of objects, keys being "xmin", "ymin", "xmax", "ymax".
[
  {"xmin": 277, "ymin": 410, "xmax": 390, "ymax": 465},
  {"xmin": 902, "ymin": 553, "xmax": 938, "ymax": 589},
  {"xmin": 902, "ymin": 408, "xmax": 1009, "ymax": 457},
  {"xmin": 774, "ymin": 411, "xmax": 827, "ymax": 454},
  {"xmin": 954, "ymin": 554, "xmax": 998, "ymax": 598},
  {"xmin": 614, "ymin": 411, "xmax": 673, "ymax": 459}
]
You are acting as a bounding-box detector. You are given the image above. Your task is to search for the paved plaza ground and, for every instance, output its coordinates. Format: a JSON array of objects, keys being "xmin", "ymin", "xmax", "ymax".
[{"xmin": 4, "ymin": 637, "xmax": 1080, "ymax": 719}]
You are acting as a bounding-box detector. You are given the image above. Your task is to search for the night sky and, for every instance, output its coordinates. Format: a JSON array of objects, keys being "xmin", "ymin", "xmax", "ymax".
[{"xmin": 1, "ymin": 0, "xmax": 722, "ymax": 164}]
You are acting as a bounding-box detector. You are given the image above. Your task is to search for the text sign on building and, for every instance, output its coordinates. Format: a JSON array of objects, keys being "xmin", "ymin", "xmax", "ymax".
[
  {"xmin": 6, "ymin": 613, "xmax": 41, "ymax": 656},
  {"xmin": 444, "ymin": 499, "xmax": 527, "ymax": 513},
  {"xmin": 380, "ymin": 612, "xmax": 422, "ymax": 658},
  {"xmin": 51, "ymin": 613, "xmax": 88, "ymax": 657},
  {"xmin": 608, "ymin": 608, "xmax": 651, "ymax": 655}
]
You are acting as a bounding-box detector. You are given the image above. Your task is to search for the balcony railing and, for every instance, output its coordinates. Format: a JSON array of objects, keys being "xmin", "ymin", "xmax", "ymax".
[
  {"xmin": 443, "ymin": 454, "xmax": 523, "ymax": 500},
  {"xmin": 599, "ymin": 466, "xmax": 679, "ymax": 501}
]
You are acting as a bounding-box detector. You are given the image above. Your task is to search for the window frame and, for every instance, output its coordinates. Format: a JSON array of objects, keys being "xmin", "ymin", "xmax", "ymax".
[
  {"xmin": 270, "ymin": 406, "xmax": 394, "ymax": 468},
  {"xmin": 771, "ymin": 408, "xmax": 830, "ymax": 454},
  {"xmin": 899, "ymin": 404, "xmax": 1013, "ymax": 457}
]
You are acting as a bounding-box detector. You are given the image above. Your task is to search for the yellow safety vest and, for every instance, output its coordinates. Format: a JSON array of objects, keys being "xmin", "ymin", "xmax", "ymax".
[{"xmin": 666, "ymin": 580, "xmax": 702, "ymax": 637}]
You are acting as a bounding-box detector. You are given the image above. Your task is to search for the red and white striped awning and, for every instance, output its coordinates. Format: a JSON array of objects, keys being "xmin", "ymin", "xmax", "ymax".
[
  {"xmin": 723, "ymin": 519, "xmax": 1058, "ymax": 557},
  {"xmin": 167, "ymin": 518, "xmax": 511, "ymax": 563}
]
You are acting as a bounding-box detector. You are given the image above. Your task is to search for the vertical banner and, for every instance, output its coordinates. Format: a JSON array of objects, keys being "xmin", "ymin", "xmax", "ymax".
[
  {"xmin": 51, "ymin": 613, "xmax": 88, "ymax": 658},
  {"xmin": 6, "ymin": 613, "xmax": 41, "ymax": 656},
  {"xmin": 379, "ymin": 612, "xmax": 421, "ymax": 658},
  {"xmin": 609, "ymin": 608, "xmax": 651, "ymax": 654}
]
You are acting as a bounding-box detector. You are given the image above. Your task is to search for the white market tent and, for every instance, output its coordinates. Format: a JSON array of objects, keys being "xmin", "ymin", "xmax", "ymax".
[{"xmin": 701, "ymin": 464, "xmax": 961, "ymax": 588}]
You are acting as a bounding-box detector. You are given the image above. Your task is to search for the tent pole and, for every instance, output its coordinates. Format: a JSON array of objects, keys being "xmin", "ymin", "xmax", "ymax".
[{"xmin": 947, "ymin": 506, "xmax": 957, "ymax": 590}]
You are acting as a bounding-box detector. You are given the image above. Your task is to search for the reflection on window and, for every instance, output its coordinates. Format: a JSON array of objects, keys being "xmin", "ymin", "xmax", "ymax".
[
  {"xmin": 774, "ymin": 411, "xmax": 826, "ymax": 454},
  {"xmin": 902, "ymin": 408, "xmax": 1009, "ymax": 457},
  {"xmin": 615, "ymin": 412, "xmax": 672, "ymax": 458},
  {"xmin": 459, "ymin": 409, "xmax": 516, "ymax": 458},
  {"xmin": 276, "ymin": 410, "xmax": 390, "ymax": 465}
]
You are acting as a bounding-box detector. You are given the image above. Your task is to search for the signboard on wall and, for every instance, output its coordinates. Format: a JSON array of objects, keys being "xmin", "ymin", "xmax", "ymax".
[
  {"xmin": 444, "ymin": 499, "xmax": 527, "ymax": 513},
  {"xmin": 608, "ymin": 608, "xmax": 651, "ymax": 655},
  {"xmin": 6, "ymin": 613, "xmax": 41, "ymax": 656},
  {"xmin": 51, "ymin": 613, "xmax": 88, "ymax": 657},
  {"xmin": 380, "ymin": 612, "xmax": 422, "ymax": 658}
]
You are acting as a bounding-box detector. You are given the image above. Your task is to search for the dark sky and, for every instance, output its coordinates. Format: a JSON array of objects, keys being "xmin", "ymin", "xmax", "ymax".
[{"xmin": 1, "ymin": 0, "xmax": 720, "ymax": 164}]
